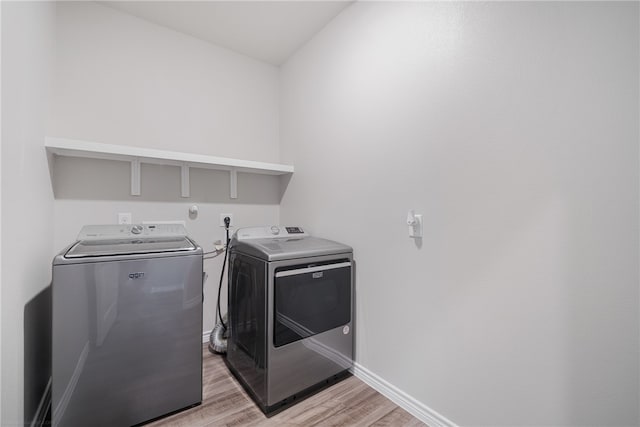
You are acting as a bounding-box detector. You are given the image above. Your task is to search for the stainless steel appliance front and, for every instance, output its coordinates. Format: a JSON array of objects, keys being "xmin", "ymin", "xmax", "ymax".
[
  {"xmin": 268, "ymin": 255, "xmax": 354, "ymax": 405},
  {"xmin": 52, "ymin": 225, "xmax": 203, "ymax": 427},
  {"xmin": 226, "ymin": 229, "xmax": 353, "ymax": 415}
]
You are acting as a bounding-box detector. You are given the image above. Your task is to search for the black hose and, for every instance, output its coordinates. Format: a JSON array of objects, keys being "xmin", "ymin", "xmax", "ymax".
[{"xmin": 216, "ymin": 221, "xmax": 230, "ymax": 330}]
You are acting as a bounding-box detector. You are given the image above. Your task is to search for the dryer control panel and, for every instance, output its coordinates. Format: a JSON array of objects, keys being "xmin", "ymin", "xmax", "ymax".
[{"xmin": 235, "ymin": 226, "xmax": 309, "ymax": 240}]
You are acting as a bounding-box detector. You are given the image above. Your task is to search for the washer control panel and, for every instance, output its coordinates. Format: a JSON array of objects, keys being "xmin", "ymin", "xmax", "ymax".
[
  {"xmin": 235, "ymin": 226, "xmax": 309, "ymax": 240},
  {"xmin": 77, "ymin": 224, "xmax": 188, "ymax": 241}
]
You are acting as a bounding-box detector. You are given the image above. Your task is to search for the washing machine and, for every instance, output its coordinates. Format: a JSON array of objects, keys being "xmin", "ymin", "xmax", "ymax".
[
  {"xmin": 225, "ymin": 226, "xmax": 354, "ymax": 416},
  {"xmin": 52, "ymin": 224, "xmax": 203, "ymax": 427}
]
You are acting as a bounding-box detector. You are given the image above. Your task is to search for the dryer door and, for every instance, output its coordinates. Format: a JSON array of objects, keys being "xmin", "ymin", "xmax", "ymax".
[{"xmin": 273, "ymin": 260, "xmax": 351, "ymax": 347}]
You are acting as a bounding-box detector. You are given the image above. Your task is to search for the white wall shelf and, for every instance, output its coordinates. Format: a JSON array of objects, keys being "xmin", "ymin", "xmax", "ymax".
[{"xmin": 45, "ymin": 137, "xmax": 294, "ymax": 199}]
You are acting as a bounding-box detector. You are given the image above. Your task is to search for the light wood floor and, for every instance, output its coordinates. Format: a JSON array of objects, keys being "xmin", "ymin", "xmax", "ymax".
[{"xmin": 147, "ymin": 345, "xmax": 427, "ymax": 427}]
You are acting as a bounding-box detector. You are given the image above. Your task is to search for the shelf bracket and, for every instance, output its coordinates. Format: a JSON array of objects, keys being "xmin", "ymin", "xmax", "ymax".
[
  {"xmin": 131, "ymin": 159, "xmax": 141, "ymax": 196},
  {"xmin": 181, "ymin": 164, "xmax": 190, "ymax": 198},
  {"xmin": 230, "ymin": 168, "xmax": 238, "ymax": 199}
]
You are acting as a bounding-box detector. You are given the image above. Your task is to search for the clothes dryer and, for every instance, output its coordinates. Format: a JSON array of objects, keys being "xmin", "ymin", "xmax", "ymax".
[{"xmin": 225, "ymin": 226, "xmax": 354, "ymax": 416}]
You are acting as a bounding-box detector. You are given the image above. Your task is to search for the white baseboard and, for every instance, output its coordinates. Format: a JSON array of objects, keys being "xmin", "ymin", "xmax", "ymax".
[
  {"xmin": 352, "ymin": 363, "xmax": 457, "ymax": 427},
  {"xmin": 202, "ymin": 330, "xmax": 211, "ymax": 344},
  {"xmin": 53, "ymin": 341, "xmax": 89, "ymax": 427}
]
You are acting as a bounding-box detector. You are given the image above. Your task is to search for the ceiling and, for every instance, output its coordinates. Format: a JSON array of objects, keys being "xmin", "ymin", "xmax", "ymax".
[{"xmin": 102, "ymin": 1, "xmax": 353, "ymax": 66}]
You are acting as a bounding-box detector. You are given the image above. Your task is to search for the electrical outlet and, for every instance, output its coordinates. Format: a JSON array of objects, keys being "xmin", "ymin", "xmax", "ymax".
[
  {"xmin": 118, "ymin": 213, "xmax": 132, "ymax": 225},
  {"xmin": 220, "ymin": 213, "xmax": 233, "ymax": 227}
]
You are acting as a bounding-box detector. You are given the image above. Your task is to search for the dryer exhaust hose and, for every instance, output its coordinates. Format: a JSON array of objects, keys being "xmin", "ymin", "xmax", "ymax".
[{"xmin": 208, "ymin": 314, "xmax": 227, "ymax": 354}]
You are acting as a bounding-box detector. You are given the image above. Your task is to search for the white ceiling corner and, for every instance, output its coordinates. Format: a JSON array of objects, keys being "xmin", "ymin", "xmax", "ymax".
[{"xmin": 100, "ymin": 1, "xmax": 353, "ymax": 65}]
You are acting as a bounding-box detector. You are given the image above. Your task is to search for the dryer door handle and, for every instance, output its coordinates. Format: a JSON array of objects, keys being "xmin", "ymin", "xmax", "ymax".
[{"xmin": 274, "ymin": 262, "xmax": 351, "ymax": 278}]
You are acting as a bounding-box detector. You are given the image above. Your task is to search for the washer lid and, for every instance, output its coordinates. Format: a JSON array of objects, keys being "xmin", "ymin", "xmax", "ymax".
[
  {"xmin": 65, "ymin": 236, "xmax": 197, "ymax": 258},
  {"xmin": 230, "ymin": 236, "xmax": 352, "ymax": 261}
]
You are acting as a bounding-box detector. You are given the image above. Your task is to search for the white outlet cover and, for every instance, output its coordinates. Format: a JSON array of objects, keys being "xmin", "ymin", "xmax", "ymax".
[
  {"xmin": 409, "ymin": 214, "xmax": 423, "ymax": 238},
  {"xmin": 118, "ymin": 213, "xmax": 132, "ymax": 224}
]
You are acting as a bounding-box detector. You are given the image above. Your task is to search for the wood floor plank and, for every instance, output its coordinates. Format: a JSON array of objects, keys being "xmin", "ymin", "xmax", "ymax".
[
  {"xmin": 276, "ymin": 401, "xmax": 346, "ymax": 426},
  {"xmin": 293, "ymin": 403, "xmax": 346, "ymax": 425},
  {"xmin": 207, "ymin": 405, "xmax": 264, "ymax": 427},
  {"xmin": 317, "ymin": 390, "xmax": 397, "ymax": 427},
  {"xmin": 146, "ymin": 346, "xmax": 427, "ymax": 427},
  {"xmin": 371, "ymin": 407, "xmax": 428, "ymax": 427}
]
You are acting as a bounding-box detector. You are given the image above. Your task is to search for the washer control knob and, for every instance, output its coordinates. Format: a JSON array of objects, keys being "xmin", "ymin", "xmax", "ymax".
[
  {"xmin": 270, "ymin": 226, "xmax": 280, "ymax": 235},
  {"xmin": 131, "ymin": 224, "xmax": 143, "ymax": 235}
]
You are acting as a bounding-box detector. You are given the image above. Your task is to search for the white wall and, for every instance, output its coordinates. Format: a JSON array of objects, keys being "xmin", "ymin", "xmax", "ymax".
[
  {"xmin": 280, "ymin": 2, "xmax": 639, "ymax": 425},
  {"xmin": 50, "ymin": 1, "xmax": 279, "ymax": 162},
  {"xmin": 1, "ymin": 1, "xmax": 56, "ymax": 424},
  {"xmin": 49, "ymin": 2, "xmax": 282, "ymax": 333},
  {"xmin": 1, "ymin": 4, "xmax": 3, "ymax": 423}
]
